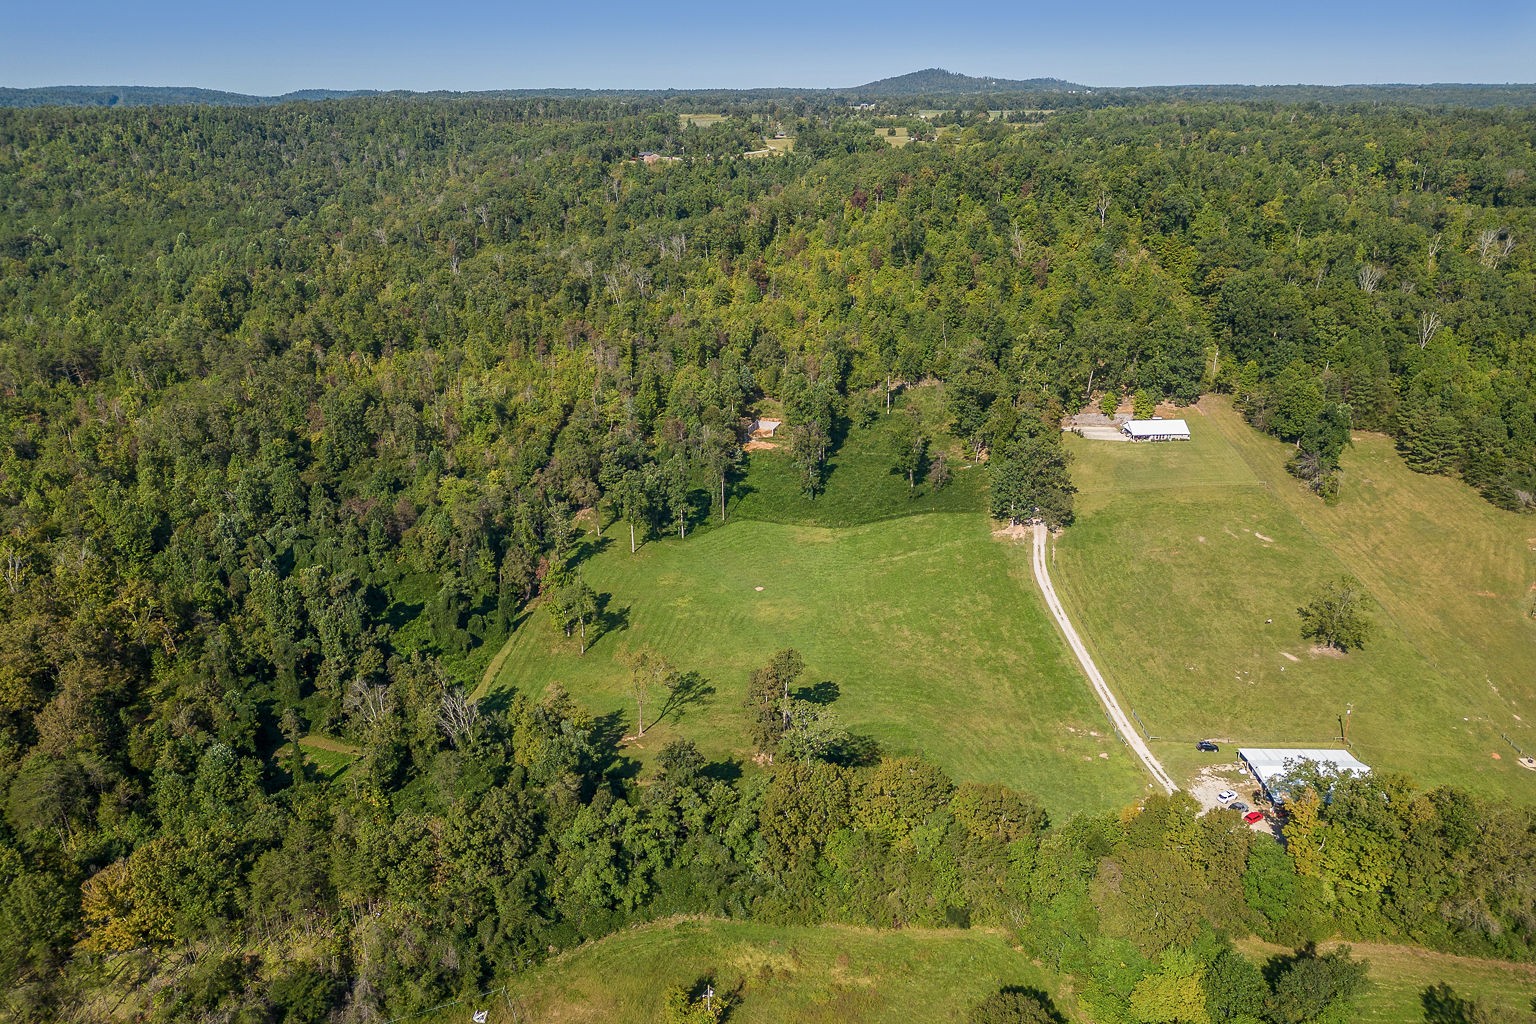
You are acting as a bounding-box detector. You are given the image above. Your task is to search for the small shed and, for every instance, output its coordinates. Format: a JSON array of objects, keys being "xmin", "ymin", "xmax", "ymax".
[
  {"xmin": 1122, "ymin": 418, "xmax": 1190, "ymax": 441},
  {"xmin": 1238, "ymin": 748, "xmax": 1371, "ymax": 805},
  {"xmin": 749, "ymin": 418, "xmax": 782, "ymax": 438}
]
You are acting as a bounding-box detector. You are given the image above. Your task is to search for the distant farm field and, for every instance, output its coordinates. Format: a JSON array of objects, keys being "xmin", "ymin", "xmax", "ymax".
[
  {"xmin": 680, "ymin": 113, "xmax": 726, "ymax": 127},
  {"xmin": 1053, "ymin": 398, "xmax": 1536, "ymax": 801},
  {"xmin": 417, "ymin": 918, "xmax": 1536, "ymax": 1024},
  {"xmin": 1237, "ymin": 940, "xmax": 1536, "ymax": 1024},
  {"xmin": 444, "ymin": 918, "xmax": 1069, "ymax": 1024}
]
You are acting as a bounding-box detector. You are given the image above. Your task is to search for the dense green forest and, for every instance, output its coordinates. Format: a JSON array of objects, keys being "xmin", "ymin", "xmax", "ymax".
[{"xmin": 1, "ymin": 96, "xmax": 1535, "ymax": 1022}]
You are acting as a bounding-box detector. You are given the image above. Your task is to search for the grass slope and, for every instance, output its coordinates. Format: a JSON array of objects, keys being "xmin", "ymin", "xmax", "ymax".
[
  {"xmin": 1053, "ymin": 398, "xmax": 1536, "ymax": 800},
  {"xmin": 1237, "ymin": 940, "xmax": 1536, "ymax": 1023},
  {"xmin": 486, "ymin": 514, "xmax": 1145, "ymax": 814},
  {"xmin": 443, "ymin": 918, "xmax": 1069, "ymax": 1024},
  {"xmin": 729, "ymin": 405, "xmax": 987, "ymax": 527},
  {"xmin": 483, "ymin": 400, "xmax": 1148, "ymax": 815},
  {"xmin": 417, "ymin": 919, "xmax": 1536, "ymax": 1024}
]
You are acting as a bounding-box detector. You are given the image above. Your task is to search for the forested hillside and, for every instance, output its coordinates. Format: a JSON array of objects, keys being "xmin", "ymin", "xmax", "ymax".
[{"xmin": 1, "ymin": 98, "xmax": 1535, "ymax": 1022}]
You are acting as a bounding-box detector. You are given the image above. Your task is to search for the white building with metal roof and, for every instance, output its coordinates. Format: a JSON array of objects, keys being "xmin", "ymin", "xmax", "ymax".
[
  {"xmin": 1122, "ymin": 418, "xmax": 1191, "ymax": 441},
  {"xmin": 1239, "ymin": 748, "xmax": 1371, "ymax": 804}
]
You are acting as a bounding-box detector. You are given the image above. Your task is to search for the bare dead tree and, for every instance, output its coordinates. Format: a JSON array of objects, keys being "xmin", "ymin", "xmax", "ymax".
[
  {"xmin": 1501, "ymin": 233, "xmax": 1516, "ymax": 264},
  {"xmin": 1419, "ymin": 310, "xmax": 1443, "ymax": 349},
  {"xmin": 1477, "ymin": 228, "xmax": 1502, "ymax": 267},
  {"xmin": 1096, "ymin": 192, "xmax": 1111, "ymax": 227},
  {"xmin": 344, "ymin": 678, "xmax": 392, "ymax": 734},
  {"xmin": 0, "ymin": 543, "xmax": 25, "ymax": 594},
  {"xmin": 1426, "ymin": 233, "xmax": 1442, "ymax": 272},
  {"xmin": 1357, "ymin": 263, "xmax": 1385, "ymax": 294},
  {"xmin": 438, "ymin": 688, "xmax": 480, "ymax": 749},
  {"xmin": 627, "ymin": 265, "xmax": 651, "ymax": 298}
]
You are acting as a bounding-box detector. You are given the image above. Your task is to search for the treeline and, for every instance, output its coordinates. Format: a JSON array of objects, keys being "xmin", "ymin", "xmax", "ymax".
[
  {"xmin": 7, "ymin": 81, "xmax": 1536, "ymax": 111},
  {"xmin": 0, "ymin": 96, "xmax": 1534, "ymax": 1018},
  {"xmin": 6, "ymin": 667, "xmax": 1533, "ymax": 1020}
]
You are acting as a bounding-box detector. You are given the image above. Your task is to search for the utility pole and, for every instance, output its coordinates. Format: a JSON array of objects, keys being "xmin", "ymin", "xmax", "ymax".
[{"xmin": 1342, "ymin": 702, "xmax": 1353, "ymax": 744}]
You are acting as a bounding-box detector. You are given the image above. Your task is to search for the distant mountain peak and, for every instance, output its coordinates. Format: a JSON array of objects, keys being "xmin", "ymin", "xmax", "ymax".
[{"xmin": 849, "ymin": 68, "xmax": 1086, "ymax": 96}]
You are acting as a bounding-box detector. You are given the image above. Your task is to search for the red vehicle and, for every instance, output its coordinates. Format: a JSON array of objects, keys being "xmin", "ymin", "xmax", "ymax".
[{"xmin": 1243, "ymin": 810, "xmax": 1265, "ymax": 825}]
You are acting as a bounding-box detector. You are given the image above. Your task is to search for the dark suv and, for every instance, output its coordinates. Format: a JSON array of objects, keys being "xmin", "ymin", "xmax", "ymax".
[{"xmin": 1195, "ymin": 740, "xmax": 1219, "ymax": 752}]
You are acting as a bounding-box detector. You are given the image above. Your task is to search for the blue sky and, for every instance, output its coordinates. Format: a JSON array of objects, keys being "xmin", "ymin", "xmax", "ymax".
[{"xmin": 4, "ymin": 0, "xmax": 1533, "ymax": 93}]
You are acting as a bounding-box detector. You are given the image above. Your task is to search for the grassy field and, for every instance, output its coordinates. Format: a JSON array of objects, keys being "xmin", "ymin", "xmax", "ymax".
[
  {"xmin": 481, "ymin": 401, "xmax": 1149, "ymax": 816},
  {"xmin": 730, "ymin": 397, "xmax": 987, "ymax": 527},
  {"xmin": 877, "ymin": 126, "xmax": 913, "ymax": 147},
  {"xmin": 680, "ymin": 113, "xmax": 726, "ymax": 128},
  {"xmin": 427, "ymin": 918, "xmax": 1071, "ymax": 1024},
  {"xmin": 1052, "ymin": 398, "xmax": 1536, "ymax": 801},
  {"xmin": 284, "ymin": 735, "xmax": 360, "ymax": 781},
  {"xmin": 411, "ymin": 919, "xmax": 1535, "ymax": 1024},
  {"xmin": 484, "ymin": 513, "xmax": 1146, "ymax": 814},
  {"xmin": 1237, "ymin": 939, "xmax": 1536, "ymax": 1023}
]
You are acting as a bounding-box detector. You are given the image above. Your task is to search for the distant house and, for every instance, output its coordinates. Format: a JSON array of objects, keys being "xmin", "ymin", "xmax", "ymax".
[
  {"xmin": 749, "ymin": 418, "xmax": 782, "ymax": 438},
  {"xmin": 1122, "ymin": 418, "xmax": 1191, "ymax": 442},
  {"xmin": 1239, "ymin": 748, "xmax": 1371, "ymax": 805}
]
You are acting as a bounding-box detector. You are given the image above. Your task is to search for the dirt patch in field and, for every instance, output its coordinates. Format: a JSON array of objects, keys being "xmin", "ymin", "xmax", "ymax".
[
  {"xmin": 991, "ymin": 523, "xmax": 1032, "ymax": 542},
  {"xmin": 1281, "ymin": 652, "xmax": 1300, "ymax": 662},
  {"xmin": 1309, "ymin": 644, "xmax": 1346, "ymax": 658},
  {"xmin": 1189, "ymin": 762, "xmax": 1254, "ymax": 813},
  {"xmin": 1253, "ymin": 531, "xmax": 1275, "ymax": 543},
  {"xmin": 1076, "ymin": 424, "xmax": 1131, "ymax": 442},
  {"xmin": 744, "ymin": 439, "xmax": 778, "ymax": 451}
]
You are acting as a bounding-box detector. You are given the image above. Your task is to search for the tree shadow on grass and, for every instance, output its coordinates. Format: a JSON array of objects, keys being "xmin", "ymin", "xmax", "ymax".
[
  {"xmin": 1421, "ymin": 983, "xmax": 1500, "ymax": 1024},
  {"xmin": 658, "ymin": 670, "xmax": 716, "ymax": 724},
  {"xmin": 792, "ymin": 680, "xmax": 840, "ymax": 705},
  {"xmin": 478, "ymin": 687, "xmax": 517, "ymax": 715},
  {"xmin": 836, "ymin": 733, "xmax": 883, "ymax": 768},
  {"xmin": 571, "ymin": 532, "xmax": 613, "ymax": 566},
  {"xmin": 701, "ymin": 758, "xmax": 742, "ymax": 785},
  {"xmin": 593, "ymin": 593, "xmax": 630, "ymax": 646},
  {"xmin": 588, "ymin": 709, "xmax": 641, "ymax": 784}
]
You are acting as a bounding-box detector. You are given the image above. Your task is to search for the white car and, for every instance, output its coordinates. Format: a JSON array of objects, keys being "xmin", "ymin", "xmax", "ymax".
[{"xmin": 1216, "ymin": 789, "xmax": 1237, "ymax": 805}]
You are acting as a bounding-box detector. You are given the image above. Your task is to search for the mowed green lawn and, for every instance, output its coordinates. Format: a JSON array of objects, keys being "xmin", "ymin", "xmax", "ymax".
[
  {"xmin": 438, "ymin": 918, "xmax": 1070, "ymax": 1024},
  {"xmin": 485, "ymin": 511, "xmax": 1148, "ymax": 815},
  {"xmin": 1053, "ymin": 397, "xmax": 1536, "ymax": 801}
]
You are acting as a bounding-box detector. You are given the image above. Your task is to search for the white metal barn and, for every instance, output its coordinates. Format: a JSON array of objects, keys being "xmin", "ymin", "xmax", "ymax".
[
  {"xmin": 1238, "ymin": 748, "xmax": 1372, "ymax": 805},
  {"xmin": 1122, "ymin": 418, "xmax": 1191, "ymax": 441}
]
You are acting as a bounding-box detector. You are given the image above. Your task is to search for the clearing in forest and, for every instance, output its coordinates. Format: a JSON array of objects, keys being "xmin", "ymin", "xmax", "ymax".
[
  {"xmin": 483, "ymin": 513, "xmax": 1145, "ymax": 815},
  {"xmin": 1052, "ymin": 397, "xmax": 1536, "ymax": 802},
  {"xmin": 482, "ymin": 403, "xmax": 1148, "ymax": 816}
]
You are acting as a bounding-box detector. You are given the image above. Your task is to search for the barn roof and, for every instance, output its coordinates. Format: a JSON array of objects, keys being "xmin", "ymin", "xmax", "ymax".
[
  {"xmin": 1239, "ymin": 748, "xmax": 1371, "ymax": 800},
  {"xmin": 1123, "ymin": 418, "xmax": 1190, "ymax": 438}
]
